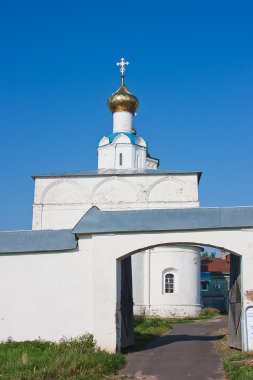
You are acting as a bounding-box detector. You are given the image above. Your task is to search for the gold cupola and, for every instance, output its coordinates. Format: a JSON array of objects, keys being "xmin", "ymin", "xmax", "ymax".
[{"xmin": 107, "ymin": 58, "xmax": 139, "ymax": 115}]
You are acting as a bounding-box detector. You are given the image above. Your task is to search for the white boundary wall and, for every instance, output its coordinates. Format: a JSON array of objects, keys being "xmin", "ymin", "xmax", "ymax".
[
  {"xmin": 0, "ymin": 239, "xmax": 93, "ymax": 342},
  {"xmin": 1, "ymin": 227, "xmax": 252, "ymax": 352}
]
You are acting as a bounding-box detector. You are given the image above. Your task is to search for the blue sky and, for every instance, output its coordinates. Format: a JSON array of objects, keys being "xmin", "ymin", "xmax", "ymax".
[{"xmin": 0, "ymin": 1, "xmax": 252, "ymax": 230}]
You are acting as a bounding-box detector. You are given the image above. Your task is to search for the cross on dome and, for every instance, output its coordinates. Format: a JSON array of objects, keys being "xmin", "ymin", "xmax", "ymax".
[
  {"xmin": 108, "ymin": 58, "xmax": 139, "ymax": 114},
  {"xmin": 116, "ymin": 58, "xmax": 129, "ymax": 78}
]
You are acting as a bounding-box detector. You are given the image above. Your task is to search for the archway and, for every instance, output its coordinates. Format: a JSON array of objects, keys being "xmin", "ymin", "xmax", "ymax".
[
  {"xmin": 117, "ymin": 242, "xmax": 242, "ymax": 351},
  {"xmin": 73, "ymin": 205, "xmax": 253, "ymax": 352},
  {"xmin": 88, "ymin": 229, "xmax": 250, "ymax": 353}
]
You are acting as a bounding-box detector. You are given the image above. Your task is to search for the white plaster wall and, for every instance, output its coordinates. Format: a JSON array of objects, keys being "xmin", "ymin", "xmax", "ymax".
[
  {"xmin": 0, "ymin": 238, "xmax": 93, "ymax": 342},
  {"xmin": 98, "ymin": 143, "xmax": 147, "ymax": 170},
  {"xmin": 133, "ymin": 145, "xmax": 146, "ymax": 169},
  {"xmin": 131, "ymin": 251, "xmax": 145, "ymax": 310},
  {"xmin": 146, "ymin": 157, "xmax": 158, "ymax": 169},
  {"xmin": 242, "ymin": 234, "xmax": 253, "ymax": 351},
  {"xmin": 115, "ymin": 144, "xmax": 135, "ymax": 169},
  {"xmin": 32, "ymin": 174, "xmax": 199, "ymax": 230},
  {"xmin": 98, "ymin": 145, "xmax": 115, "ymax": 169},
  {"xmin": 35, "ymin": 206, "xmax": 90, "ymax": 230},
  {"xmin": 132, "ymin": 246, "xmax": 201, "ymax": 317},
  {"xmin": 113, "ymin": 111, "xmax": 133, "ymax": 133}
]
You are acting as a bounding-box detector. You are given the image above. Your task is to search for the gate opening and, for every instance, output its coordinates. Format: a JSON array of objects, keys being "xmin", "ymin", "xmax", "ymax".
[{"xmin": 119, "ymin": 245, "xmax": 241, "ymax": 351}]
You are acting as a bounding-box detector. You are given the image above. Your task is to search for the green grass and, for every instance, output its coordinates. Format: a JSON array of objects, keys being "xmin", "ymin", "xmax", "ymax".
[
  {"xmin": 224, "ymin": 352, "xmax": 253, "ymax": 380},
  {"xmin": 131, "ymin": 316, "xmax": 172, "ymax": 352},
  {"xmin": 0, "ymin": 335, "xmax": 125, "ymax": 380},
  {"xmin": 216, "ymin": 334, "xmax": 253, "ymax": 380}
]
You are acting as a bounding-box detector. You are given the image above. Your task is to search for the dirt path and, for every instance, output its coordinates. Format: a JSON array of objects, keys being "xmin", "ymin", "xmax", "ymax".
[{"xmin": 119, "ymin": 317, "xmax": 227, "ymax": 380}]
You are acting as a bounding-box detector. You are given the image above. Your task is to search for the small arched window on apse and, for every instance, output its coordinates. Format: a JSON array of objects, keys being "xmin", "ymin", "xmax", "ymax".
[
  {"xmin": 165, "ymin": 273, "xmax": 174, "ymax": 293},
  {"xmin": 162, "ymin": 269, "xmax": 177, "ymax": 294},
  {"xmin": 119, "ymin": 153, "xmax": 123, "ymax": 166}
]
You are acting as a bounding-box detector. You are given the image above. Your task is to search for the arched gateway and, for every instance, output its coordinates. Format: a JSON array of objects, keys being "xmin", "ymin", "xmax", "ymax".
[
  {"xmin": 72, "ymin": 205, "xmax": 253, "ymax": 352},
  {"xmin": 1, "ymin": 205, "xmax": 252, "ymax": 352}
]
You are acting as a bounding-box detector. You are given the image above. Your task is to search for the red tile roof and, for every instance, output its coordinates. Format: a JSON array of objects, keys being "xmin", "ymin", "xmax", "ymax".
[{"xmin": 201, "ymin": 257, "xmax": 230, "ymax": 273}]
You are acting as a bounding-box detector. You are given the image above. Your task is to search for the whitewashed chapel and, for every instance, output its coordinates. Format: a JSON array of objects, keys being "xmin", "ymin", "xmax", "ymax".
[
  {"xmin": 1, "ymin": 59, "xmax": 253, "ymax": 352},
  {"xmin": 33, "ymin": 58, "xmax": 202, "ymax": 317}
]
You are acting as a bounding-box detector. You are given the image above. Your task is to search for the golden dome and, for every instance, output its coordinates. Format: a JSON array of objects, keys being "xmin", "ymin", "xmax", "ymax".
[{"xmin": 107, "ymin": 82, "xmax": 139, "ymax": 115}]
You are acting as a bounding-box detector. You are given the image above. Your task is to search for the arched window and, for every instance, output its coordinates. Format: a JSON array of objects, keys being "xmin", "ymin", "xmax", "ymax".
[
  {"xmin": 119, "ymin": 153, "xmax": 123, "ymax": 166},
  {"xmin": 164, "ymin": 273, "xmax": 174, "ymax": 293}
]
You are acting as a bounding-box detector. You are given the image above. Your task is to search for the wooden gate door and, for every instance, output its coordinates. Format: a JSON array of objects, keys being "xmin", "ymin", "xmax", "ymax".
[
  {"xmin": 228, "ymin": 254, "xmax": 242, "ymax": 349},
  {"xmin": 120, "ymin": 257, "xmax": 134, "ymax": 348}
]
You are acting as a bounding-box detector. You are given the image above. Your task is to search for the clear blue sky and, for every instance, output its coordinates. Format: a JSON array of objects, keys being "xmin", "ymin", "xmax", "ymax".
[{"xmin": 0, "ymin": 1, "xmax": 252, "ymax": 230}]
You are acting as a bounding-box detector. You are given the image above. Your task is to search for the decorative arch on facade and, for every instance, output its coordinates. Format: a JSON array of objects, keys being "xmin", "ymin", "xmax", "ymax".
[
  {"xmin": 112, "ymin": 133, "xmax": 132, "ymax": 144},
  {"xmin": 91, "ymin": 177, "xmax": 137, "ymax": 205},
  {"xmin": 147, "ymin": 176, "xmax": 195, "ymax": 203},
  {"xmin": 98, "ymin": 136, "xmax": 109, "ymax": 147},
  {"xmin": 40, "ymin": 179, "xmax": 85, "ymax": 204},
  {"xmin": 135, "ymin": 136, "xmax": 147, "ymax": 147}
]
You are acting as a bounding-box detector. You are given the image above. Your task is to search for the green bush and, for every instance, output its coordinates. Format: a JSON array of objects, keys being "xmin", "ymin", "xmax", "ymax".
[{"xmin": 200, "ymin": 307, "xmax": 220, "ymax": 316}]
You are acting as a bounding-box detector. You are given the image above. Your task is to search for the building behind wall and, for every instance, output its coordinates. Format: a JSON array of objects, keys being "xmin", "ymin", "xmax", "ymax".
[
  {"xmin": 132, "ymin": 245, "xmax": 202, "ymax": 317},
  {"xmin": 201, "ymin": 255, "xmax": 230, "ymax": 313}
]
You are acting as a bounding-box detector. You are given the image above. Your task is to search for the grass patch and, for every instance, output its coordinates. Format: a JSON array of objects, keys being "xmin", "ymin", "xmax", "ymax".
[
  {"xmin": 131, "ymin": 316, "xmax": 172, "ymax": 352},
  {"xmin": 215, "ymin": 332, "xmax": 253, "ymax": 380},
  {"xmin": 224, "ymin": 351, "xmax": 253, "ymax": 380},
  {"xmin": 0, "ymin": 335, "xmax": 125, "ymax": 380}
]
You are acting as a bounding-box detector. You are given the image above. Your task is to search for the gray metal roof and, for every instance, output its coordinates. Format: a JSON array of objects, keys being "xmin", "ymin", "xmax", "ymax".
[
  {"xmin": 0, "ymin": 230, "xmax": 77, "ymax": 254},
  {"xmin": 32, "ymin": 169, "xmax": 202, "ymax": 181},
  {"xmin": 72, "ymin": 206, "xmax": 253, "ymax": 234}
]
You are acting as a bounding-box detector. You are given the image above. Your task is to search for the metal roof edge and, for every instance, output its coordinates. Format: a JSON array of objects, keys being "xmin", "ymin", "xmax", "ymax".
[
  {"xmin": 32, "ymin": 169, "xmax": 202, "ymax": 180},
  {"xmin": 72, "ymin": 206, "xmax": 253, "ymax": 235},
  {"xmin": 0, "ymin": 229, "xmax": 78, "ymax": 254}
]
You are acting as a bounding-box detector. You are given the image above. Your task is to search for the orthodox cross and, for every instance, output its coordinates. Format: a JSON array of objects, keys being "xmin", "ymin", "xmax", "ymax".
[{"xmin": 116, "ymin": 58, "xmax": 129, "ymax": 81}]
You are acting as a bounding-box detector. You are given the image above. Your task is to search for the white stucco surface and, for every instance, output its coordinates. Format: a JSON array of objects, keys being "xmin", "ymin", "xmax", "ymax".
[
  {"xmin": 0, "ymin": 241, "xmax": 93, "ymax": 342},
  {"xmin": 113, "ymin": 111, "xmax": 133, "ymax": 133},
  {"xmin": 132, "ymin": 245, "xmax": 202, "ymax": 317},
  {"xmin": 98, "ymin": 142, "xmax": 147, "ymax": 170},
  {"xmin": 32, "ymin": 174, "xmax": 199, "ymax": 230}
]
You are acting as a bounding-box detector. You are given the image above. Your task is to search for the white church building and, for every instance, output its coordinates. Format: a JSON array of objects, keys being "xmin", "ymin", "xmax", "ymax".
[
  {"xmin": 32, "ymin": 58, "xmax": 202, "ymax": 317},
  {"xmin": 1, "ymin": 59, "xmax": 253, "ymax": 352}
]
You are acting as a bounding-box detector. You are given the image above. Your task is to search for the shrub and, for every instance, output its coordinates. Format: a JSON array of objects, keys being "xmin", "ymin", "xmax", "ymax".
[{"xmin": 200, "ymin": 307, "xmax": 220, "ymax": 316}]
